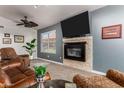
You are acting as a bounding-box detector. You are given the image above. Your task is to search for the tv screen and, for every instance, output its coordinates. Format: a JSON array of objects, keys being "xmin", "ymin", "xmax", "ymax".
[{"xmin": 61, "ymin": 11, "xmax": 90, "ymax": 38}]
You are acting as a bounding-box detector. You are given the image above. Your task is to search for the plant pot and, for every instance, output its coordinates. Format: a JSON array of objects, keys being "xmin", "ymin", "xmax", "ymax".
[
  {"xmin": 36, "ymin": 77, "xmax": 45, "ymax": 88},
  {"xmin": 30, "ymin": 55, "xmax": 33, "ymax": 59}
]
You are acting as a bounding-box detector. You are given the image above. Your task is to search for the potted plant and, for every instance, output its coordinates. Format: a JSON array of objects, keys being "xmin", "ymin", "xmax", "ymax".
[
  {"xmin": 34, "ymin": 65, "xmax": 46, "ymax": 78},
  {"xmin": 34, "ymin": 65, "xmax": 47, "ymax": 88},
  {"xmin": 22, "ymin": 39, "xmax": 36, "ymax": 59}
]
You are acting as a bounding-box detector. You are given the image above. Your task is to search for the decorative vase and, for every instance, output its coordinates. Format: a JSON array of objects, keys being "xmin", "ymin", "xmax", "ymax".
[{"xmin": 36, "ymin": 76, "xmax": 45, "ymax": 88}]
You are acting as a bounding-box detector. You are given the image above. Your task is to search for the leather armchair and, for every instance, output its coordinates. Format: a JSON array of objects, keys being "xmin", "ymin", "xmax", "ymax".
[
  {"xmin": 0, "ymin": 66, "xmax": 36, "ymax": 88},
  {"xmin": 0, "ymin": 47, "xmax": 30, "ymax": 69},
  {"xmin": 0, "ymin": 47, "xmax": 36, "ymax": 88}
]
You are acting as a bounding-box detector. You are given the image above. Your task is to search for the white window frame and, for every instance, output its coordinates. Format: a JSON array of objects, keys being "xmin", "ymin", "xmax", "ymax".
[{"xmin": 41, "ymin": 30, "xmax": 56, "ymax": 54}]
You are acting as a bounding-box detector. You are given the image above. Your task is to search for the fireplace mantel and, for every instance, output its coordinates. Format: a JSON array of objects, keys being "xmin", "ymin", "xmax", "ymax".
[
  {"xmin": 63, "ymin": 36, "xmax": 92, "ymax": 43},
  {"xmin": 63, "ymin": 36, "xmax": 93, "ymax": 71}
]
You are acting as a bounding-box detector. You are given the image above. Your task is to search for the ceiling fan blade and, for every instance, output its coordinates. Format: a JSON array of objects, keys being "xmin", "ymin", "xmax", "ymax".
[
  {"xmin": 29, "ymin": 21, "xmax": 38, "ymax": 27},
  {"xmin": 16, "ymin": 23, "xmax": 24, "ymax": 26}
]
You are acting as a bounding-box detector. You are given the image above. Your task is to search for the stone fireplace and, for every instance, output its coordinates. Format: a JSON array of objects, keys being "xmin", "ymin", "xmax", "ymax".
[{"xmin": 63, "ymin": 36, "xmax": 93, "ymax": 71}]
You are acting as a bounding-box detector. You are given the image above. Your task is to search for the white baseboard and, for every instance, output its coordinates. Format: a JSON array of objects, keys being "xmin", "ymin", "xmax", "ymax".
[
  {"xmin": 91, "ymin": 70, "xmax": 106, "ymax": 75},
  {"xmin": 37, "ymin": 57, "xmax": 63, "ymax": 65}
]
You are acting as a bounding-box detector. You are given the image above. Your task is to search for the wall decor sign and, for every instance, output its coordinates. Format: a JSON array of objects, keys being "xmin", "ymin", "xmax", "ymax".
[
  {"xmin": 4, "ymin": 33, "xmax": 10, "ymax": 37},
  {"xmin": 14, "ymin": 35, "xmax": 24, "ymax": 43},
  {"xmin": 3, "ymin": 38, "xmax": 11, "ymax": 44},
  {"xmin": 102, "ymin": 24, "xmax": 122, "ymax": 39}
]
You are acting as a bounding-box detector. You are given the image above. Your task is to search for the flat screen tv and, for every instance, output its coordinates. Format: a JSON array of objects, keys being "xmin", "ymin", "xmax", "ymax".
[{"xmin": 61, "ymin": 11, "xmax": 90, "ymax": 38}]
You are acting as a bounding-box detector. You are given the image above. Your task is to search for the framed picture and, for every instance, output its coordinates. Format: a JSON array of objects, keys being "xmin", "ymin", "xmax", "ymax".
[
  {"xmin": 14, "ymin": 35, "xmax": 24, "ymax": 43},
  {"xmin": 3, "ymin": 38, "xmax": 11, "ymax": 44},
  {"xmin": 102, "ymin": 24, "xmax": 122, "ymax": 39},
  {"xmin": 4, "ymin": 33, "xmax": 10, "ymax": 37}
]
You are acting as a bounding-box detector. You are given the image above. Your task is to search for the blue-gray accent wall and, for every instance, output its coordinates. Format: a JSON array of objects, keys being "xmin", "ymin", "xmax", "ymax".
[
  {"xmin": 91, "ymin": 5, "xmax": 124, "ymax": 72},
  {"xmin": 37, "ymin": 6, "xmax": 124, "ymax": 73},
  {"xmin": 37, "ymin": 23, "xmax": 63, "ymax": 63}
]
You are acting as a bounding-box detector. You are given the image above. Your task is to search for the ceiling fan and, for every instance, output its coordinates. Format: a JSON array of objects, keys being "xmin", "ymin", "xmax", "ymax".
[{"xmin": 16, "ymin": 16, "xmax": 38, "ymax": 28}]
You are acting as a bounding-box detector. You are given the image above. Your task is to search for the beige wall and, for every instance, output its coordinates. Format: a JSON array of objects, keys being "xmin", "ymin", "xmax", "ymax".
[{"xmin": 0, "ymin": 16, "xmax": 37, "ymax": 58}]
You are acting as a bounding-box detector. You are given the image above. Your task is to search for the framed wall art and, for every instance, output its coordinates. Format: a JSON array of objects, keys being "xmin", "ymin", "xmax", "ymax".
[
  {"xmin": 14, "ymin": 35, "xmax": 24, "ymax": 43},
  {"xmin": 102, "ymin": 24, "xmax": 122, "ymax": 39},
  {"xmin": 3, "ymin": 38, "xmax": 11, "ymax": 44},
  {"xmin": 4, "ymin": 33, "xmax": 10, "ymax": 37}
]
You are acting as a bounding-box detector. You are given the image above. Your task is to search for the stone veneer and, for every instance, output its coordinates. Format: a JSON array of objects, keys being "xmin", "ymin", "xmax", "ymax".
[{"xmin": 63, "ymin": 36, "xmax": 93, "ymax": 71}]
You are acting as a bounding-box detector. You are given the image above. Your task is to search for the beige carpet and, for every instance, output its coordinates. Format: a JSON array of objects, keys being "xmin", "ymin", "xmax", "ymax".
[{"xmin": 30, "ymin": 59, "xmax": 96, "ymax": 82}]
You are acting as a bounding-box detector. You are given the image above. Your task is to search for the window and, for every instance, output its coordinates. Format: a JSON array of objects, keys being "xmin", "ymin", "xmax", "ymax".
[{"xmin": 41, "ymin": 30, "xmax": 56, "ymax": 54}]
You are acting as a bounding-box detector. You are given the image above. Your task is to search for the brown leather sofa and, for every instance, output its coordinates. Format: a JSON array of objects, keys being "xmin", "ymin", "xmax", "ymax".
[
  {"xmin": 73, "ymin": 69, "xmax": 124, "ymax": 88},
  {"xmin": 0, "ymin": 47, "xmax": 36, "ymax": 88},
  {"xmin": 0, "ymin": 47, "xmax": 30, "ymax": 69}
]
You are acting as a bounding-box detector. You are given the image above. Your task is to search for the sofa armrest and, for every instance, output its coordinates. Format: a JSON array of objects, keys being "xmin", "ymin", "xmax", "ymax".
[
  {"xmin": 73, "ymin": 74, "xmax": 122, "ymax": 88},
  {"xmin": 106, "ymin": 69, "xmax": 124, "ymax": 87}
]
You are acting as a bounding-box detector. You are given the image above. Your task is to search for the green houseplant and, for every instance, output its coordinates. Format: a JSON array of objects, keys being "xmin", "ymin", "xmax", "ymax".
[
  {"xmin": 22, "ymin": 39, "xmax": 36, "ymax": 59},
  {"xmin": 34, "ymin": 65, "xmax": 47, "ymax": 78}
]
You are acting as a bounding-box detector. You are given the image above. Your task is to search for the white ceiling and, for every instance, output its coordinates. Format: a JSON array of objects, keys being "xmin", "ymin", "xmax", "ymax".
[{"xmin": 0, "ymin": 5, "xmax": 105, "ymax": 30}]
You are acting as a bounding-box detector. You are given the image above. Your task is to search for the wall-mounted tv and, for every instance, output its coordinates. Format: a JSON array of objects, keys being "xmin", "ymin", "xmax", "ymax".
[{"xmin": 61, "ymin": 11, "xmax": 90, "ymax": 38}]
